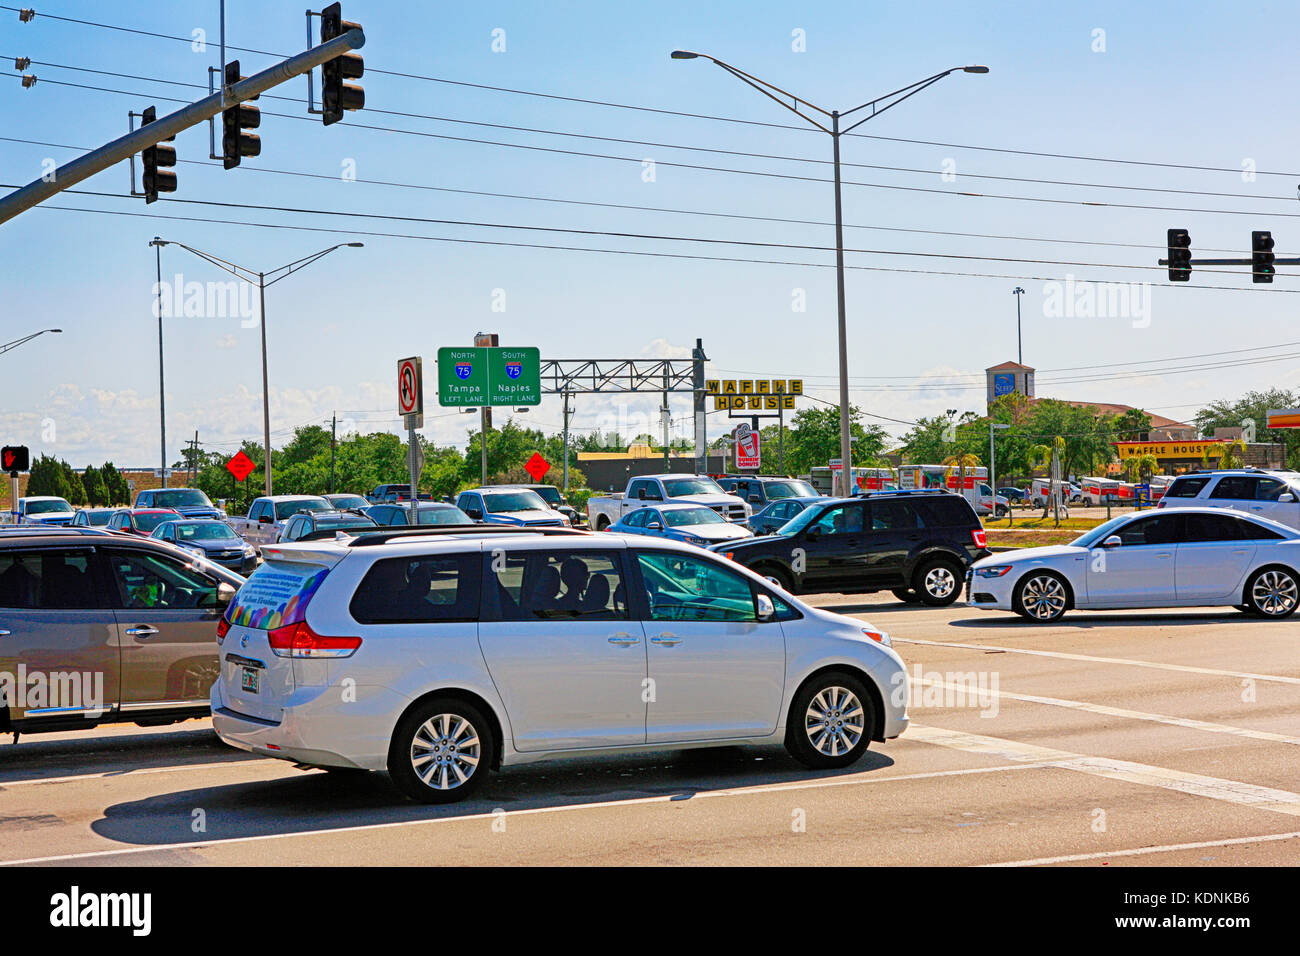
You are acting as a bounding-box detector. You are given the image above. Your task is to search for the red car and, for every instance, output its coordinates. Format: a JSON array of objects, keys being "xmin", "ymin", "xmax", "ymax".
[{"xmin": 106, "ymin": 507, "xmax": 182, "ymax": 536}]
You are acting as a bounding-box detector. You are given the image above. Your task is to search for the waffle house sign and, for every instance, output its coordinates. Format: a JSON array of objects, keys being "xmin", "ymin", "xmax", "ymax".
[
  {"xmin": 705, "ymin": 378, "xmax": 803, "ymax": 411},
  {"xmin": 1115, "ymin": 440, "xmax": 1226, "ymax": 460}
]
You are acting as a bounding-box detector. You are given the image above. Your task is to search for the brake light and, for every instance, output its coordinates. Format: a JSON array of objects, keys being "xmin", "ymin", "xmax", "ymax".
[
  {"xmin": 267, "ymin": 620, "xmax": 362, "ymax": 659},
  {"xmin": 971, "ymin": 528, "xmax": 988, "ymax": 549},
  {"xmin": 215, "ymin": 616, "xmax": 230, "ymax": 644}
]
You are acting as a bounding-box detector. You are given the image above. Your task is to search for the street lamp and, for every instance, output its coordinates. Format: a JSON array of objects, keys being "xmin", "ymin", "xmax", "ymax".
[
  {"xmin": 150, "ymin": 239, "xmax": 363, "ymax": 495},
  {"xmin": 672, "ymin": 51, "xmax": 987, "ymax": 497},
  {"xmin": 0, "ymin": 328, "xmax": 61, "ymax": 357}
]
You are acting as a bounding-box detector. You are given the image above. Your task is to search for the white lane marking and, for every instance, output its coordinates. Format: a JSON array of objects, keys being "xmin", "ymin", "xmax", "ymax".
[
  {"xmin": 913, "ymin": 677, "xmax": 1300, "ymax": 746},
  {"xmin": 0, "ymin": 762, "xmax": 1046, "ymax": 866},
  {"xmin": 986, "ymin": 830, "xmax": 1300, "ymax": 867},
  {"xmin": 894, "ymin": 635, "xmax": 1300, "ymax": 686},
  {"xmin": 0, "ymin": 758, "xmax": 268, "ymax": 789},
  {"xmin": 909, "ymin": 724, "xmax": 1300, "ymax": 817}
]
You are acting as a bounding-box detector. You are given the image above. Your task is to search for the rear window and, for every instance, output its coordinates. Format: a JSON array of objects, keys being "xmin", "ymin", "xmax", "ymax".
[
  {"xmin": 350, "ymin": 554, "xmax": 480, "ymax": 623},
  {"xmin": 1166, "ymin": 476, "xmax": 1210, "ymax": 498},
  {"xmin": 228, "ymin": 560, "xmax": 330, "ymax": 630},
  {"xmin": 915, "ymin": 495, "xmax": 977, "ymax": 527}
]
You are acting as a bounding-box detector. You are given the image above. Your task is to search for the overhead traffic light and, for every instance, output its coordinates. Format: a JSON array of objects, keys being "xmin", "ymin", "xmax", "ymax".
[
  {"xmin": 320, "ymin": 2, "xmax": 364, "ymax": 125},
  {"xmin": 1252, "ymin": 230, "xmax": 1275, "ymax": 284},
  {"xmin": 1166, "ymin": 228, "xmax": 1191, "ymax": 281},
  {"xmin": 140, "ymin": 106, "xmax": 177, "ymax": 204},
  {"xmin": 221, "ymin": 60, "xmax": 261, "ymax": 169}
]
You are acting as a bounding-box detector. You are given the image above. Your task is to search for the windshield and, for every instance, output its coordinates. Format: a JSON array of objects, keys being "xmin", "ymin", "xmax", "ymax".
[
  {"xmin": 661, "ymin": 477, "xmax": 724, "ymax": 496},
  {"xmin": 1072, "ymin": 515, "xmax": 1132, "ymax": 548},
  {"xmin": 134, "ymin": 512, "xmax": 177, "ymax": 533},
  {"xmin": 663, "ymin": 507, "xmax": 726, "ymax": 527},
  {"xmin": 316, "ymin": 513, "xmax": 377, "ymax": 530},
  {"xmin": 327, "ymin": 495, "xmax": 369, "ymax": 510},
  {"xmin": 529, "ymin": 486, "xmax": 562, "ymax": 506},
  {"xmin": 483, "ymin": 491, "xmax": 548, "ymax": 512},
  {"xmin": 174, "ymin": 522, "xmax": 239, "ymax": 542},
  {"xmin": 274, "ymin": 498, "xmax": 331, "ymax": 519},
  {"xmin": 764, "ymin": 480, "xmax": 816, "ymax": 499},
  {"xmin": 776, "ymin": 502, "xmax": 826, "ymax": 536},
  {"xmin": 151, "ymin": 489, "xmax": 213, "ymax": 509},
  {"xmin": 83, "ymin": 511, "xmax": 112, "ymax": 525},
  {"xmin": 26, "ymin": 499, "xmax": 72, "ymax": 515},
  {"xmin": 417, "ymin": 506, "xmax": 472, "ymax": 525}
]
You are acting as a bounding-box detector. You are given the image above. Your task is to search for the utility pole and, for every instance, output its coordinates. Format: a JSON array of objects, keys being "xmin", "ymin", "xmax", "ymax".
[
  {"xmin": 692, "ymin": 338, "xmax": 707, "ymax": 475},
  {"xmin": 329, "ymin": 412, "xmax": 337, "ymax": 494},
  {"xmin": 190, "ymin": 431, "xmax": 199, "ymax": 485},
  {"xmin": 151, "ymin": 238, "xmax": 167, "ymax": 488},
  {"xmin": 562, "ymin": 389, "xmax": 572, "ymax": 492},
  {"xmin": 480, "ymin": 407, "xmax": 489, "ymax": 485}
]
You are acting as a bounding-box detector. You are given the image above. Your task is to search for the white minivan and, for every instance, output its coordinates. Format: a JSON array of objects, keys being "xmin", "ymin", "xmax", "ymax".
[{"xmin": 210, "ymin": 527, "xmax": 910, "ymax": 803}]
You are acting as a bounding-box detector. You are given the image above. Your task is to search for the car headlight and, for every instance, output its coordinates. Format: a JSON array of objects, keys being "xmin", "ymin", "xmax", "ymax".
[
  {"xmin": 975, "ymin": 565, "xmax": 1013, "ymax": 578},
  {"xmin": 180, "ymin": 544, "xmax": 205, "ymax": 558},
  {"xmin": 243, "ymin": 544, "xmax": 256, "ymax": 556}
]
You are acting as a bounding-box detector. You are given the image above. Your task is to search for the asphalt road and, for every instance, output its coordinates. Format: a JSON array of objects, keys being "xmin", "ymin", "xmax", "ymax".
[{"xmin": 2, "ymin": 594, "xmax": 1298, "ymax": 867}]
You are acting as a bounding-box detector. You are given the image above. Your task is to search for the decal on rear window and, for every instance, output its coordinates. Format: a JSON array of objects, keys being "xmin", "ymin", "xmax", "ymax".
[{"xmin": 228, "ymin": 562, "xmax": 328, "ymax": 631}]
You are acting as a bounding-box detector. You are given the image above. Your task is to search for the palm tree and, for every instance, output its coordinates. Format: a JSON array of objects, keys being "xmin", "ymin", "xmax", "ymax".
[
  {"xmin": 941, "ymin": 453, "xmax": 981, "ymax": 498},
  {"xmin": 1123, "ymin": 453, "xmax": 1158, "ymax": 484},
  {"xmin": 1218, "ymin": 438, "xmax": 1247, "ymax": 469}
]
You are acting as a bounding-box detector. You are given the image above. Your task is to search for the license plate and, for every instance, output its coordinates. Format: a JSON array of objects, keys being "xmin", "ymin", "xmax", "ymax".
[{"xmin": 240, "ymin": 667, "xmax": 259, "ymax": 694}]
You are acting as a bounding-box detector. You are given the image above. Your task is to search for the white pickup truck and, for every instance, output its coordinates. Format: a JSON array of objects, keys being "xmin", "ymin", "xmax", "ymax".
[
  {"xmin": 227, "ymin": 494, "xmax": 333, "ymax": 548},
  {"xmin": 586, "ymin": 474, "xmax": 751, "ymax": 531}
]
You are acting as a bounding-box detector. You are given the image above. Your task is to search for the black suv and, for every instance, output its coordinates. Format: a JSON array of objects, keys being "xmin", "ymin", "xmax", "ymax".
[{"xmin": 708, "ymin": 490, "xmax": 990, "ymax": 605}]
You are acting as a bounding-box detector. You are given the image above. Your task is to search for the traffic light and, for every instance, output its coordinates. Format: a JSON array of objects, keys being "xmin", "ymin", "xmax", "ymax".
[
  {"xmin": 1166, "ymin": 228, "xmax": 1191, "ymax": 282},
  {"xmin": 320, "ymin": 2, "xmax": 364, "ymax": 125},
  {"xmin": 1252, "ymin": 230, "xmax": 1275, "ymax": 284},
  {"xmin": 1, "ymin": 445, "xmax": 30, "ymax": 474},
  {"xmin": 221, "ymin": 60, "xmax": 261, "ymax": 169},
  {"xmin": 140, "ymin": 106, "xmax": 176, "ymax": 204}
]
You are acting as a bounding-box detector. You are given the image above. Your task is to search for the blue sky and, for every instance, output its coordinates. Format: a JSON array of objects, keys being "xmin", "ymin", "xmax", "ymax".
[{"xmin": 3, "ymin": 0, "xmax": 1299, "ymax": 468}]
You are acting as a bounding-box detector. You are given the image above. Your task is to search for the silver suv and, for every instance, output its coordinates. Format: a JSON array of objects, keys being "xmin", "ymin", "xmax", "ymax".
[
  {"xmin": 0, "ymin": 528, "xmax": 243, "ymax": 737},
  {"xmin": 1158, "ymin": 469, "xmax": 1300, "ymax": 530}
]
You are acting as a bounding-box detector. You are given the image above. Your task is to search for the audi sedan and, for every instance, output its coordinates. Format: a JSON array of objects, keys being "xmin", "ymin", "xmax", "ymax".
[{"xmin": 967, "ymin": 507, "xmax": 1300, "ymax": 622}]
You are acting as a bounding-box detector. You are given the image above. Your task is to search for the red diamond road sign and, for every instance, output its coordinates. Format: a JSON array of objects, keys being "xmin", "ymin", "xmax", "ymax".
[
  {"xmin": 524, "ymin": 452, "xmax": 550, "ymax": 482},
  {"xmin": 226, "ymin": 450, "xmax": 256, "ymax": 482}
]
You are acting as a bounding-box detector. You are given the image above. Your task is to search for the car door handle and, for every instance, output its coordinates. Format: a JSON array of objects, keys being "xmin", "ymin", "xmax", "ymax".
[
  {"xmin": 650, "ymin": 634, "xmax": 682, "ymax": 646},
  {"xmin": 607, "ymin": 633, "xmax": 639, "ymax": 646},
  {"xmin": 1155, "ymin": 552, "xmax": 1172, "ymax": 559},
  {"xmin": 124, "ymin": 625, "xmax": 159, "ymax": 637}
]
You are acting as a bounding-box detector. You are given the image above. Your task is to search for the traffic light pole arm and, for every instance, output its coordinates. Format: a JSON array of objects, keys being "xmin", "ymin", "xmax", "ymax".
[{"xmin": 0, "ymin": 28, "xmax": 365, "ymax": 226}]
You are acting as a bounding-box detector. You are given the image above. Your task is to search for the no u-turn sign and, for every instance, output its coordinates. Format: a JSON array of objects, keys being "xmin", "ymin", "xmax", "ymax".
[{"xmin": 398, "ymin": 356, "xmax": 424, "ymax": 419}]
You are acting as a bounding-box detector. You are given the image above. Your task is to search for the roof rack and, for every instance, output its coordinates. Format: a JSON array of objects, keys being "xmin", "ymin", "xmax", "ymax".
[
  {"xmin": 345, "ymin": 525, "xmax": 589, "ymax": 547},
  {"xmin": 0, "ymin": 526, "xmax": 115, "ymax": 537}
]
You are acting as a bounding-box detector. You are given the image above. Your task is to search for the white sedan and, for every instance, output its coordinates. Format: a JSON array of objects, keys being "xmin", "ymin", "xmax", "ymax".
[{"xmin": 967, "ymin": 507, "xmax": 1300, "ymax": 622}]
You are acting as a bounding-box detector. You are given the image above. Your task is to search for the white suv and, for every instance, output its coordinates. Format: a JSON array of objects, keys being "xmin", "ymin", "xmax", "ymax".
[
  {"xmin": 1158, "ymin": 469, "xmax": 1300, "ymax": 530},
  {"xmin": 210, "ymin": 527, "xmax": 909, "ymax": 803}
]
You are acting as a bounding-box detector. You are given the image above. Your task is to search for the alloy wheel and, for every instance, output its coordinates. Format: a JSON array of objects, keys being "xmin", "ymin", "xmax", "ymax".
[
  {"xmin": 1020, "ymin": 574, "xmax": 1067, "ymax": 620},
  {"xmin": 925, "ymin": 565, "xmax": 957, "ymax": 599},
  {"xmin": 410, "ymin": 713, "xmax": 481, "ymax": 791},
  {"xmin": 804, "ymin": 686, "xmax": 865, "ymax": 757},
  {"xmin": 1251, "ymin": 569, "xmax": 1299, "ymax": 617}
]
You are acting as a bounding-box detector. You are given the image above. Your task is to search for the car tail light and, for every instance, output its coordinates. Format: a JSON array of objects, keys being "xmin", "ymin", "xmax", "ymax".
[
  {"xmin": 267, "ymin": 621, "xmax": 362, "ymax": 659},
  {"xmin": 971, "ymin": 528, "xmax": 988, "ymax": 549},
  {"xmin": 215, "ymin": 616, "xmax": 230, "ymax": 644}
]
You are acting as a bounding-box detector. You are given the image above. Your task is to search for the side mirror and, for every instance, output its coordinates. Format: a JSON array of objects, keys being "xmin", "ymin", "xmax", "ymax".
[
  {"xmin": 216, "ymin": 582, "xmax": 236, "ymax": 606},
  {"xmin": 749, "ymin": 494, "xmax": 762, "ymax": 503},
  {"xmin": 1101, "ymin": 535, "xmax": 1122, "ymax": 548},
  {"xmin": 1281, "ymin": 493, "xmax": 1297, "ymax": 503},
  {"xmin": 756, "ymin": 593, "xmax": 776, "ymax": 621},
  {"xmin": 804, "ymin": 528, "xmax": 820, "ymax": 542},
  {"xmin": 647, "ymin": 521, "xmax": 663, "ymax": 531},
  {"xmin": 258, "ymin": 515, "xmax": 272, "ymax": 524},
  {"xmin": 466, "ymin": 509, "xmax": 483, "ymax": 521},
  {"xmin": 636, "ymin": 487, "xmax": 647, "ymax": 500}
]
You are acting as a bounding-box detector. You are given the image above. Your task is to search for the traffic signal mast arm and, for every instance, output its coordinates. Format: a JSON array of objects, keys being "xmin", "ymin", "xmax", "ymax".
[
  {"xmin": 0, "ymin": 27, "xmax": 364, "ymax": 226},
  {"xmin": 1159, "ymin": 228, "xmax": 1297, "ymax": 283}
]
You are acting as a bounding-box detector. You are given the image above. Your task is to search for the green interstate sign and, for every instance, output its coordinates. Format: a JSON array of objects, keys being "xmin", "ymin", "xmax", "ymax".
[{"xmin": 437, "ymin": 346, "xmax": 541, "ymax": 407}]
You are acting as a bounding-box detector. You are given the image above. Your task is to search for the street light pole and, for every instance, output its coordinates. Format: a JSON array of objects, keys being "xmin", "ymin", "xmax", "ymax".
[
  {"xmin": 148, "ymin": 240, "xmax": 363, "ymax": 496},
  {"xmin": 1012, "ymin": 286, "xmax": 1025, "ymax": 365},
  {"xmin": 672, "ymin": 52, "xmax": 988, "ymax": 497},
  {"xmin": 150, "ymin": 238, "xmax": 167, "ymax": 488}
]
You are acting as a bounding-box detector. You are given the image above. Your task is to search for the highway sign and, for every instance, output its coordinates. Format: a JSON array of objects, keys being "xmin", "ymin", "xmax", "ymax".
[
  {"xmin": 1, "ymin": 445, "xmax": 29, "ymax": 474},
  {"xmin": 226, "ymin": 450, "xmax": 256, "ymax": 482},
  {"xmin": 397, "ymin": 356, "xmax": 424, "ymax": 418},
  {"xmin": 525, "ymin": 451, "xmax": 550, "ymax": 481},
  {"xmin": 437, "ymin": 345, "xmax": 540, "ymax": 407}
]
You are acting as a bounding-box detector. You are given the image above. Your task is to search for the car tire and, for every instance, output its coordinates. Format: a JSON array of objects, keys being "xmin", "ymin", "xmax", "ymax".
[
  {"xmin": 891, "ymin": 587, "xmax": 920, "ymax": 604},
  {"xmin": 759, "ymin": 564, "xmax": 796, "ymax": 593},
  {"xmin": 784, "ymin": 671, "xmax": 876, "ymax": 770},
  {"xmin": 1243, "ymin": 566, "xmax": 1300, "ymax": 619},
  {"xmin": 913, "ymin": 557, "xmax": 962, "ymax": 606},
  {"xmin": 388, "ymin": 697, "xmax": 495, "ymax": 804},
  {"xmin": 595, "ymin": 516, "xmax": 610, "ymax": 532},
  {"xmin": 1012, "ymin": 571, "xmax": 1070, "ymax": 623}
]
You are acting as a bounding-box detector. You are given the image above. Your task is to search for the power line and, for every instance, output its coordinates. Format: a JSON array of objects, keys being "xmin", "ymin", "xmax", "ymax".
[
  {"xmin": 9, "ymin": 6, "xmax": 1300, "ymax": 180},
  {"xmin": 19, "ymin": 74, "xmax": 1300, "ymax": 225},
  {"xmin": 13, "ymin": 59, "xmax": 1300, "ymax": 206}
]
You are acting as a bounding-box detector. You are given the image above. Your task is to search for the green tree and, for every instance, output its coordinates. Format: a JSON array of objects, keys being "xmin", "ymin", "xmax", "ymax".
[
  {"xmin": 1195, "ymin": 388, "xmax": 1300, "ymax": 468},
  {"xmin": 25, "ymin": 455, "xmax": 71, "ymax": 499},
  {"xmin": 60, "ymin": 460, "xmax": 86, "ymax": 506},
  {"xmin": 81, "ymin": 464, "xmax": 109, "ymax": 506},
  {"xmin": 784, "ymin": 405, "xmax": 888, "ymax": 474},
  {"xmin": 99, "ymin": 462, "xmax": 130, "ymax": 505}
]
